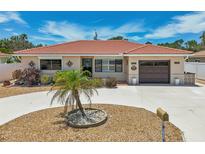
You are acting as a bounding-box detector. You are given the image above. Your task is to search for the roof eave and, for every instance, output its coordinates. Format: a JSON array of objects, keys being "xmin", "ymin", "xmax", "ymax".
[
  {"xmin": 13, "ymin": 53, "xmax": 124, "ymax": 57},
  {"xmin": 14, "ymin": 53, "xmax": 192, "ymax": 57},
  {"xmin": 124, "ymin": 53, "xmax": 192, "ymax": 57}
]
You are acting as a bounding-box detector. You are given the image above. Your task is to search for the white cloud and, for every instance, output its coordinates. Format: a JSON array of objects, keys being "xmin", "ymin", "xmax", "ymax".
[
  {"xmin": 38, "ymin": 20, "xmax": 144, "ymax": 42},
  {"xmin": 127, "ymin": 36, "xmax": 142, "ymax": 41},
  {"xmin": 4, "ymin": 28, "xmax": 13, "ymax": 32},
  {"xmin": 115, "ymin": 23, "xmax": 143, "ymax": 34},
  {"xmin": 0, "ymin": 12, "xmax": 27, "ymax": 24},
  {"xmin": 145, "ymin": 12, "xmax": 205, "ymax": 39},
  {"xmin": 91, "ymin": 18, "xmax": 104, "ymax": 24},
  {"xmin": 39, "ymin": 21, "xmax": 89, "ymax": 41},
  {"xmin": 30, "ymin": 35, "xmax": 67, "ymax": 43},
  {"xmin": 96, "ymin": 23, "xmax": 144, "ymax": 40},
  {"xmin": 12, "ymin": 32, "xmax": 19, "ymax": 36}
]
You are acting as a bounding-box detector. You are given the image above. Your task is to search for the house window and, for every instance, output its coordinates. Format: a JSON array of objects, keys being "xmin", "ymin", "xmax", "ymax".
[
  {"xmin": 95, "ymin": 59, "xmax": 102, "ymax": 72},
  {"xmin": 40, "ymin": 59, "xmax": 62, "ymax": 70},
  {"xmin": 95, "ymin": 59, "xmax": 123, "ymax": 72},
  {"xmin": 115, "ymin": 59, "xmax": 123, "ymax": 72}
]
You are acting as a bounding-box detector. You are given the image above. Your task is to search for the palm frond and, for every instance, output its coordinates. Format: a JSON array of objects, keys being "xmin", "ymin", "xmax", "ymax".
[
  {"xmin": 50, "ymin": 70, "xmax": 99, "ymax": 114},
  {"xmin": 50, "ymin": 89, "xmax": 62, "ymax": 105}
]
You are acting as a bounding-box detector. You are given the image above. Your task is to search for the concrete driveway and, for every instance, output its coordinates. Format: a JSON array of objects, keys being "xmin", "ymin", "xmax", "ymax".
[{"xmin": 1, "ymin": 85, "xmax": 205, "ymax": 141}]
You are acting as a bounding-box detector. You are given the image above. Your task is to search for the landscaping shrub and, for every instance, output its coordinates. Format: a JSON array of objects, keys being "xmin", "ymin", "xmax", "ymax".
[
  {"xmin": 93, "ymin": 77, "xmax": 103, "ymax": 88},
  {"xmin": 20, "ymin": 67, "xmax": 40, "ymax": 86},
  {"xmin": 13, "ymin": 61, "xmax": 40, "ymax": 86},
  {"xmin": 53, "ymin": 71, "xmax": 66, "ymax": 83},
  {"xmin": 105, "ymin": 77, "xmax": 117, "ymax": 88},
  {"xmin": 40, "ymin": 75, "xmax": 52, "ymax": 85},
  {"xmin": 3, "ymin": 80, "xmax": 11, "ymax": 87},
  {"xmin": 12, "ymin": 69, "xmax": 22, "ymax": 80}
]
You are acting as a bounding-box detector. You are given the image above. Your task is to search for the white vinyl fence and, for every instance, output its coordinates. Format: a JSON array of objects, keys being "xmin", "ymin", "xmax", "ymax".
[
  {"xmin": 0, "ymin": 63, "xmax": 25, "ymax": 82},
  {"xmin": 185, "ymin": 62, "xmax": 205, "ymax": 80}
]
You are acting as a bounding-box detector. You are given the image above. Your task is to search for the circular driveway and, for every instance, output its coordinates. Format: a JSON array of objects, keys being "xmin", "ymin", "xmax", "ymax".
[{"xmin": 1, "ymin": 85, "xmax": 205, "ymax": 141}]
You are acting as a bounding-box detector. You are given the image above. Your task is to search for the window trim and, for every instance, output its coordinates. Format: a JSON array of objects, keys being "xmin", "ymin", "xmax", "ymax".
[
  {"xmin": 115, "ymin": 59, "xmax": 123, "ymax": 72},
  {"xmin": 95, "ymin": 59, "xmax": 123, "ymax": 73},
  {"xmin": 95, "ymin": 59, "xmax": 102, "ymax": 72},
  {"xmin": 39, "ymin": 59, "xmax": 62, "ymax": 71}
]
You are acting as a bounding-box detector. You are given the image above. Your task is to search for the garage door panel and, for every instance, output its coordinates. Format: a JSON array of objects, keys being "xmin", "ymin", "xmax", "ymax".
[
  {"xmin": 140, "ymin": 74, "xmax": 168, "ymax": 78},
  {"xmin": 139, "ymin": 60, "xmax": 170, "ymax": 84},
  {"xmin": 140, "ymin": 68, "xmax": 169, "ymax": 74},
  {"xmin": 140, "ymin": 78, "xmax": 169, "ymax": 83}
]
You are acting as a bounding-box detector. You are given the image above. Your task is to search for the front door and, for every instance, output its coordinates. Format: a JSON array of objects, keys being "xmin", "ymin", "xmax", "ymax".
[{"xmin": 82, "ymin": 58, "xmax": 93, "ymax": 76}]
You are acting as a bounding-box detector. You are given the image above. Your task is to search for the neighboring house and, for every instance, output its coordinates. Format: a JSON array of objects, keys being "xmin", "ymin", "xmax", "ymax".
[
  {"xmin": 188, "ymin": 50, "xmax": 205, "ymax": 62},
  {"xmin": 14, "ymin": 40, "xmax": 192, "ymax": 85},
  {"xmin": 185, "ymin": 50, "xmax": 205, "ymax": 81},
  {"xmin": 0, "ymin": 52, "xmax": 8, "ymax": 63}
]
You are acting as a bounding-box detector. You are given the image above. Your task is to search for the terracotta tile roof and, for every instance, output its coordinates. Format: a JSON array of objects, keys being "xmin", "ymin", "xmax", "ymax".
[
  {"xmin": 126, "ymin": 44, "xmax": 193, "ymax": 54},
  {"xmin": 15, "ymin": 40, "xmax": 143, "ymax": 55},
  {"xmin": 14, "ymin": 40, "xmax": 192, "ymax": 55},
  {"xmin": 192, "ymin": 50, "xmax": 205, "ymax": 57}
]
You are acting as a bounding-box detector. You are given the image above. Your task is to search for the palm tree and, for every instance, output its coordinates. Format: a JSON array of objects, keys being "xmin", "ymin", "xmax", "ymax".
[
  {"xmin": 185, "ymin": 40, "xmax": 201, "ymax": 52},
  {"xmin": 50, "ymin": 70, "xmax": 99, "ymax": 117},
  {"xmin": 200, "ymin": 31, "xmax": 205, "ymax": 46}
]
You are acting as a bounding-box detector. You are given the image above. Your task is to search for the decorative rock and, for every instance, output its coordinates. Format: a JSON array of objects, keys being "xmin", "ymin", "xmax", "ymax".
[{"xmin": 66, "ymin": 108, "xmax": 107, "ymax": 128}]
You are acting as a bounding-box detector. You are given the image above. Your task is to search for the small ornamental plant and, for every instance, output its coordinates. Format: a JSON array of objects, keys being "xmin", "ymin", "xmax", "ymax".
[{"xmin": 50, "ymin": 70, "xmax": 99, "ymax": 116}]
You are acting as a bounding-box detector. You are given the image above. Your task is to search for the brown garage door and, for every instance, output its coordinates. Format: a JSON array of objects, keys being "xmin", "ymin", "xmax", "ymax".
[{"xmin": 139, "ymin": 60, "xmax": 170, "ymax": 83}]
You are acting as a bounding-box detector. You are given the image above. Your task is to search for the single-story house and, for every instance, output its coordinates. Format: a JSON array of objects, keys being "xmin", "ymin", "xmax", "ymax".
[
  {"xmin": 14, "ymin": 40, "xmax": 192, "ymax": 85},
  {"xmin": 0, "ymin": 52, "xmax": 8, "ymax": 63},
  {"xmin": 187, "ymin": 50, "xmax": 205, "ymax": 62}
]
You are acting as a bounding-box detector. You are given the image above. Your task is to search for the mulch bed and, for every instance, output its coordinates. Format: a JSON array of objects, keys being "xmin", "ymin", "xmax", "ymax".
[
  {"xmin": 0, "ymin": 85, "xmax": 52, "ymax": 98},
  {"xmin": 0, "ymin": 104, "xmax": 183, "ymax": 142}
]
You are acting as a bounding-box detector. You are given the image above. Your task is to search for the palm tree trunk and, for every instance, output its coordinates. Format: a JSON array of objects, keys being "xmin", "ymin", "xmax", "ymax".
[
  {"xmin": 74, "ymin": 90, "xmax": 86, "ymax": 117},
  {"xmin": 64, "ymin": 106, "xmax": 68, "ymax": 114},
  {"xmin": 63, "ymin": 102, "xmax": 69, "ymax": 114}
]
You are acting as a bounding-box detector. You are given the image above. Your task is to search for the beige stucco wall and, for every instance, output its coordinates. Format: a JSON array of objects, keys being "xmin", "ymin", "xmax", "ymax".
[
  {"xmin": 20, "ymin": 55, "xmax": 186, "ymax": 85},
  {"xmin": 21, "ymin": 56, "xmax": 81, "ymax": 75},
  {"xmin": 63, "ymin": 56, "xmax": 81, "ymax": 70},
  {"xmin": 127, "ymin": 56, "xmax": 185, "ymax": 85},
  {"xmin": 21, "ymin": 56, "xmax": 39, "ymax": 68},
  {"xmin": 22, "ymin": 55, "xmax": 127, "ymax": 81}
]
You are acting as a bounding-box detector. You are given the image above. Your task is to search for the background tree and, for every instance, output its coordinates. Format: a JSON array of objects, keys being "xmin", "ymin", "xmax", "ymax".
[
  {"xmin": 158, "ymin": 39, "xmax": 184, "ymax": 49},
  {"xmin": 108, "ymin": 36, "xmax": 128, "ymax": 40},
  {"xmin": 0, "ymin": 34, "xmax": 44, "ymax": 54},
  {"xmin": 145, "ymin": 41, "xmax": 152, "ymax": 44},
  {"xmin": 200, "ymin": 31, "xmax": 205, "ymax": 49},
  {"xmin": 157, "ymin": 32, "xmax": 205, "ymax": 52},
  {"xmin": 185, "ymin": 40, "xmax": 201, "ymax": 52}
]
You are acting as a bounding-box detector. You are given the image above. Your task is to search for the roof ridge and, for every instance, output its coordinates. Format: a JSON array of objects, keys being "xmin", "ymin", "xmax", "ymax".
[
  {"xmin": 125, "ymin": 44, "xmax": 193, "ymax": 54},
  {"xmin": 149, "ymin": 44, "xmax": 192, "ymax": 52},
  {"xmin": 125, "ymin": 44, "xmax": 149, "ymax": 54},
  {"xmin": 80, "ymin": 40, "xmax": 127, "ymax": 41}
]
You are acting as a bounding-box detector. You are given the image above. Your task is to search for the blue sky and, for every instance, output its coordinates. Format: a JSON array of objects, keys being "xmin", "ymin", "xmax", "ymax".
[{"xmin": 0, "ymin": 11, "xmax": 205, "ymax": 45}]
